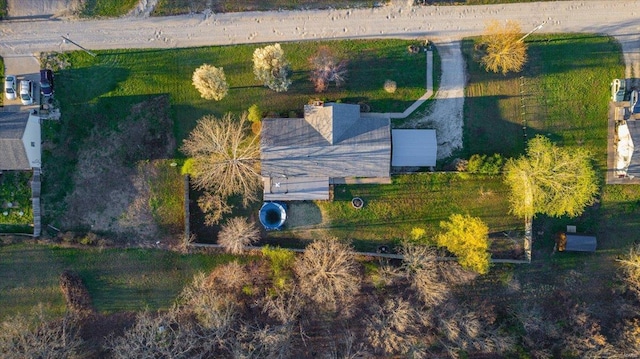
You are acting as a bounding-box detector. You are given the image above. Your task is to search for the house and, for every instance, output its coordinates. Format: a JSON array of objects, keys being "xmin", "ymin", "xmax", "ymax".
[
  {"xmin": 260, "ymin": 103, "xmax": 437, "ymax": 200},
  {"xmin": 0, "ymin": 111, "xmax": 41, "ymax": 171}
]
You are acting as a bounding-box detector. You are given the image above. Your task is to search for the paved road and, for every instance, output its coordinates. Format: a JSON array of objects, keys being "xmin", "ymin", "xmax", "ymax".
[{"xmin": 0, "ymin": 1, "xmax": 638, "ymax": 75}]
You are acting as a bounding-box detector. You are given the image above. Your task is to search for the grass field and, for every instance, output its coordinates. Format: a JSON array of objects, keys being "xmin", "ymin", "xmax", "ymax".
[
  {"xmin": 0, "ymin": 243, "xmax": 246, "ymax": 320},
  {"xmin": 462, "ymin": 34, "xmax": 622, "ymax": 171},
  {"xmin": 269, "ymin": 173, "xmax": 522, "ymax": 253}
]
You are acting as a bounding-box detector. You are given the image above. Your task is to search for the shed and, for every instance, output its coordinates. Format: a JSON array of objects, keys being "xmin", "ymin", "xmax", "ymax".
[
  {"xmin": 391, "ymin": 129, "xmax": 437, "ymax": 167},
  {"xmin": 563, "ymin": 234, "xmax": 597, "ymax": 252}
]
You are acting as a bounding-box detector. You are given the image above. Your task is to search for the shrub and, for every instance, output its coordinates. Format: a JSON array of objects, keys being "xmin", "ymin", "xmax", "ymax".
[
  {"xmin": 467, "ymin": 153, "xmax": 504, "ymax": 174},
  {"xmin": 262, "ymin": 245, "xmax": 296, "ymax": 289},
  {"xmin": 383, "ymin": 80, "xmax": 397, "ymax": 93},
  {"xmin": 247, "ymin": 104, "xmax": 262, "ymax": 123}
]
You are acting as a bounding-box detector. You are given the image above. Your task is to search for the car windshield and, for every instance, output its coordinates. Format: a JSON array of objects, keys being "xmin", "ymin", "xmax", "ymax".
[
  {"xmin": 6, "ymin": 88, "xmax": 14, "ymax": 93},
  {"xmin": 21, "ymin": 93, "xmax": 30, "ymax": 100}
]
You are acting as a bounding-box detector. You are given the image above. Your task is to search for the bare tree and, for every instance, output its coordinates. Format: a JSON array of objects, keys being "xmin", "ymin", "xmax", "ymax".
[
  {"xmin": 197, "ymin": 190, "xmax": 233, "ymax": 226},
  {"xmin": 309, "ymin": 46, "xmax": 348, "ymax": 93},
  {"xmin": 294, "ymin": 238, "xmax": 361, "ymax": 312},
  {"xmin": 0, "ymin": 306, "xmax": 83, "ymax": 359},
  {"xmin": 400, "ymin": 243, "xmax": 450, "ymax": 307},
  {"xmin": 217, "ymin": 217, "xmax": 260, "ymax": 254},
  {"xmin": 192, "ymin": 64, "xmax": 229, "ymax": 101},
  {"xmin": 253, "ymin": 43, "xmax": 292, "ymax": 92},
  {"xmin": 618, "ymin": 243, "xmax": 640, "ymax": 300},
  {"xmin": 181, "ymin": 113, "xmax": 261, "ymax": 206},
  {"xmin": 106, "ymin": 309, "xmax": 205, "ymax": 359},
  {"xmin": 365, "ymin": 298, "xmax": 417, "ymax": 356},
  {"xmin": 479, "ymin": 20, "xmax": 527, "ymax": 75}
]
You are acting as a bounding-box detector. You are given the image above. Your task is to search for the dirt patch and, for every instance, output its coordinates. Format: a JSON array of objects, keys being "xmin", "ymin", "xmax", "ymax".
[
  {"xmin": 61, "ymin": 96, "xmax": 176, "ymax": 243},
  {"xmin": 6, "ymin": 0, "xmax": 84, "ymax": 18}
]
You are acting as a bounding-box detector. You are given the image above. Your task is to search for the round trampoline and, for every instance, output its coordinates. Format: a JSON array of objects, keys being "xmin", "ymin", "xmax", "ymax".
[{"xmin": 259, "ymin": 202, "xmax": 287, "ymax": 230}]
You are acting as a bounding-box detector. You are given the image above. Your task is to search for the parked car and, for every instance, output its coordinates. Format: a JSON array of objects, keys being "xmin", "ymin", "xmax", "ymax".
[
  {"xmin": 39, "ymin": 69, "xmax": 53, "ymax": 97},
  {"xmin": 631, "ymin": 90, "xmax": 640, "ymax": 114},
  {"xmin": 611, "ymin": 79, "xmax": 626, "ymax": 102},
  {"xmin": 4, "ymin": 75, "xmax": 16, "ymax": 100},
  {"xmin": 19, "ymin": 80, "xmax": 33, "ymax": 105}
]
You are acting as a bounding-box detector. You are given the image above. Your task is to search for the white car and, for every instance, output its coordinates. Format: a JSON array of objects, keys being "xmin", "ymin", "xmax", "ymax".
[
  {"xmin": 611, "ymin": 79, "xmax": 626, "ymax": 102},
  {"xmin": 20, "ymin": 79, "xmax": 33, "ymax": 105},
  {"xmin": 4, "ymin": 75, "xmax": 16, "ymax": 100}
]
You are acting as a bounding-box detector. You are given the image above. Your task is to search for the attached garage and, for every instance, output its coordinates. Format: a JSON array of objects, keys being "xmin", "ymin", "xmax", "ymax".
[{"xmin": 391, "ymin": 129, "xmax": 437, "ymax": 167}]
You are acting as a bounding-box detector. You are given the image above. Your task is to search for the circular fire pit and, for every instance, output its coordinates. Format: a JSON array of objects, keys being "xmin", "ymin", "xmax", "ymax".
[{"xmin": 351, "ymin": 197, "xmax": 364, "ymax": 209}]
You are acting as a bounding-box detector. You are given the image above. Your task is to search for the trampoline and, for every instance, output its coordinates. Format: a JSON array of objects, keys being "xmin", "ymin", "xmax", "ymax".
[{"xmin": 259, "ymin": 202, "xmax": 287, "ymax": 230}]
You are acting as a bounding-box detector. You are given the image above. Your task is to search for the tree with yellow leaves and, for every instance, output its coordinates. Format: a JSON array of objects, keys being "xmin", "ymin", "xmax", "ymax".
[
  {"xmin": 435, "ymin": 214, "xmax": 491, "ymax": 274},
  {"xmin": 479, "ymin": 20, "xmax": 528, "ymax": 75}
]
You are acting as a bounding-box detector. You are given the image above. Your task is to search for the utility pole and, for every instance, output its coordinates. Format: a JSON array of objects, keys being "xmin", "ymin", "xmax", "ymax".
[{"xmin": 518, "ymin": 22, "xmax": 546, "ymax": 43}]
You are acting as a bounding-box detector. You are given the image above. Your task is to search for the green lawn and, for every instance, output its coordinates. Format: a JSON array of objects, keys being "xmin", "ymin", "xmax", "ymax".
[
  {"xmin": 0, "ymin": 243, "xmax": 246, "ymax": 321},
  {"xmin": 152, "ymin": 0, "xmax": 386, "ymax": 16},
  {"xmin": 270, "ymin": 173, "xmax": 522, "ymax": 253},
  {"xmin": 463, "ymin": 34, "xmax": 622, "ymax": 171},
  {"xmin": 0, "ymin": 172, "xmax": 33, "ymax": 227},
  {"xmin": 80, "ymin": 0, "xmax": 139, "ymax": 17}
]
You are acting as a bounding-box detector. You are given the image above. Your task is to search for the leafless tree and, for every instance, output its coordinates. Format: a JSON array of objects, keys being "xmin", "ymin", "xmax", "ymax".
[
  {"xmin": 618, "ymin": 243, "xmax": 640, "ymax": 300},
  {"xmin": 309, "ymin": 46, "xmax": 348, "ymax": 93},
  {"xmin": 0, "ymin": 306, "xmax": 83, "ymax": 359},
  {"xmin": 400, "ymin": 243, "xmax": 450, "ymax": 307},
  {"xmin": 365, "ymin": 298, "xmax": 417, "ymax": 356},
  {"xmin": 227, "ymin": 323, "xmax": 293, "ymax": 359},
  {"xmin": 294, "ymin": 238, "xmax": 361, "ymax": 312},
  {"xmin": 181, "ymin": 113, "xmax": 261, "ymax": 206},
  {"xmin": 261, "ymin": 286, "xmax": 304, "ymax": 325},
  {"xmin": 192, "ymin": 64, "xmax": 229, "ymax": 101},
  {"xmin": 105, "ymin": 309, "xmax": 204, "ymax": 359},
  {"xmin": 197, "ymin": 191, "xmax": 233, "ymax": 226},
  {"xmin": 178, "ymin": 271, "xmax": 240, "ymax": 334},
  {"xmin": 435, "ymin": 302, "xmax": 514, "ymax": 358},
  {"xmin": 479, "ymin": 20, "xmax": 528, "ymax": 74},
  {"xmin": 217, "ymin": 217, "xmax": 260, "ymax": 254}
]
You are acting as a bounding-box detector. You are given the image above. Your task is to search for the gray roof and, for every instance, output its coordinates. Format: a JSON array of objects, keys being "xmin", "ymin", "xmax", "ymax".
[
  {"xmin": 627, "ymin": 120, "xmax": 640, "ymax": 177},
  {"xmin": 0, "ymin": 112, "xmax": 30, "ymax": 170},
  {"xmin": 391, "ymin": 129, "xmax": 437, "ymax": 167},
  {"xmin": 261, "ymin": 103, "xmax": 391, "ymax": 179},
  {"xmin": 565, "ymin": 234, "xmax": 597, "ymax": 252}
]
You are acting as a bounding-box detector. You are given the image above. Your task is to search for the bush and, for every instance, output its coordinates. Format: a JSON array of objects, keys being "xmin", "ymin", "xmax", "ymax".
[
  {"xmin": 262, "ymin": 245, "xmax": 296, "ymax": 289},
  {"xmin": 248, "ymin": 104, "xmax": 262, "ymax": 123},
  {"xmin": 192, "ymin": 64, "xmax": 228, "ymax": 101},
  {"xmin": 467, "ymin": 154, "xmax": 504, "ymax": 174}
]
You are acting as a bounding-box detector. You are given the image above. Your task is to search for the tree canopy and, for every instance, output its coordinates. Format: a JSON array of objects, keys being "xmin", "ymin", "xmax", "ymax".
[
  {"xmin": 253, "ymin": 43, "xmax": 292, "ymax": 92},
  {"xmin": 435, "ymin": 214, "xmax": 491, "ymax": 274},
  {"xmin": 479, "ymin": 20, "xmax": 528, "ymax": 75},
  {"xmin": 181, "ymin": 113, "xmax": 261, "ymax": 207},
  {"xmin": 504, "ymin": 135, "xmax": 598, "ymax": 219},
  {"xmin": 192, "ymin": 64, "xmax": 228, "ymax": 101}
]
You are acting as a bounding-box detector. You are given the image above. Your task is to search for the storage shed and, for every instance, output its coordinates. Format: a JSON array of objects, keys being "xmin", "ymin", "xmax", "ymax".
[{"xmin": 561, "ymin": 234, "xmax": 597, "ymax": 252}]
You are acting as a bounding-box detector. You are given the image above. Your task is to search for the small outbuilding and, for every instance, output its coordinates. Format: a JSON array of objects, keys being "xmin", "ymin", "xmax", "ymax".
[
  {"xmin": 558, "ymin": 233, "xmax": 597, "ymax": 252},
  {"xmin": 391, "ymin": 129, "xmax": 437, "ymax": 167}
]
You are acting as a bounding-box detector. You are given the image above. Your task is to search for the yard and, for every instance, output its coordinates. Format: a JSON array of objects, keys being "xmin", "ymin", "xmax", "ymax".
[
  {"xmin": 268, "ymin": 173, "xmax": 523, "ymax": 254},
  {"xmin": 0, "ymin": 242, "xmax": 245, "ymax": 321},
  {"xmin": 42, "ymin": 39, "xmax": 426, "ymax": 238},
  {"xmin": 0, "ymin": 171, "xmax": 33, "ymax": 233}
]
